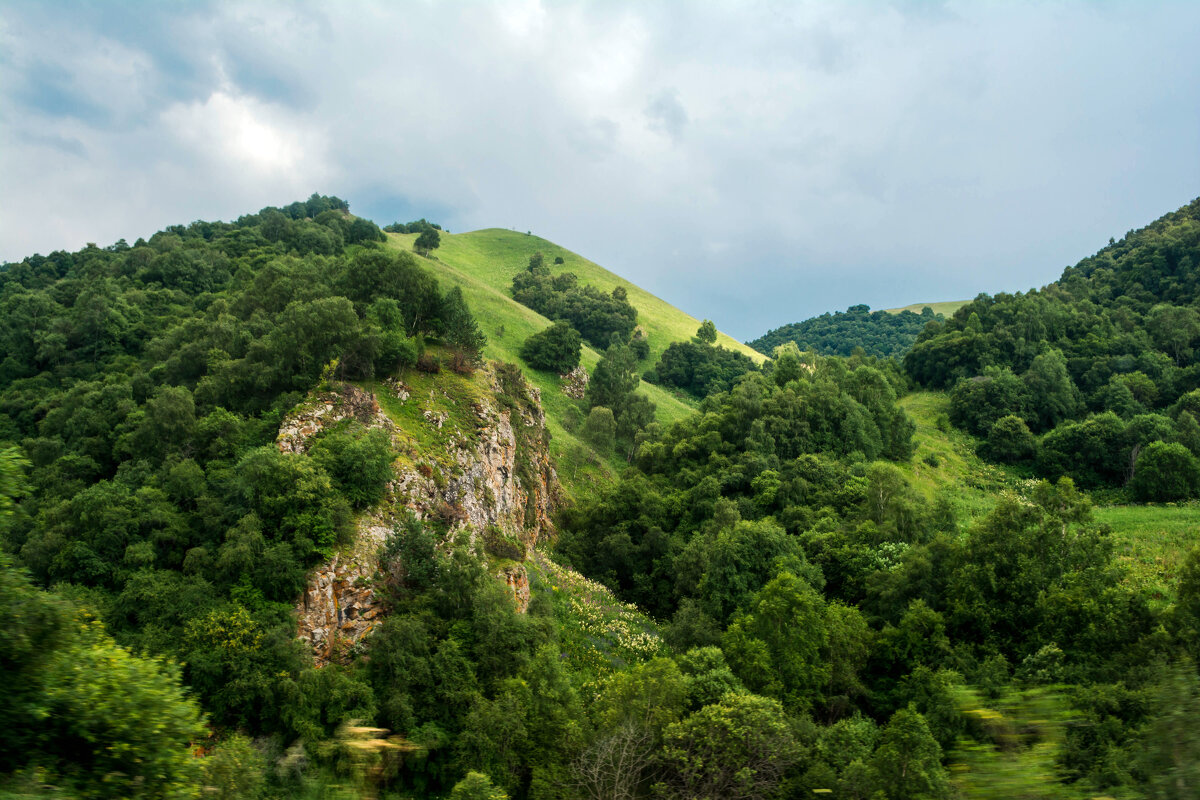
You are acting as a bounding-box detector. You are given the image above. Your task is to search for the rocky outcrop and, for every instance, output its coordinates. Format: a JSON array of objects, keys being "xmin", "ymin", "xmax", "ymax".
[
  {"xmin": 560, "ymin": 365, "xmax": 589, "ymax": 400},
  {"xmin": 277, "ymin": 383, "xmax": 397, "ymax": 454},
  {"xmin": 289, "ymin": 366, "xmax": 560, "ymax": 664},
  {"xmin": 497, "ymin": 563, "xmax": 531, "ymax": 614}
]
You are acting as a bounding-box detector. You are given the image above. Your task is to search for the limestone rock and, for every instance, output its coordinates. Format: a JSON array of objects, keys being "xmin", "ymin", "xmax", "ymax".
[{"xmin": 290, "ymin": 365, "xmax": 560, "ymax": 666}]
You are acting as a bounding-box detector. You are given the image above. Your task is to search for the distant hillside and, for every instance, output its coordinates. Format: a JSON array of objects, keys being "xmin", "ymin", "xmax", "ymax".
[
  {"xmin": 884, "ymin": 300, "xmax": 968, "ymax": 316},
  {"xmin": 749, "ymin": 303, "xmax": 941, "ymax": 359}
]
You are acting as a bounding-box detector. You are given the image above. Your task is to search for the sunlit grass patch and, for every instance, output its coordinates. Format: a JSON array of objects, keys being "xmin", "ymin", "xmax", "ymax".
[
  {"xmin": 1095, "ymin": 502, "xmax": 1200, "ymax": 606},
  {"xmin": 530, "ymin": 553, "xmax": 666, "ymax": 681}
]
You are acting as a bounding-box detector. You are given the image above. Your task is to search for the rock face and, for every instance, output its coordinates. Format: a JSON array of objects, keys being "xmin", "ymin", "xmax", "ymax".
[{"xmin": 288, "ymin": 367, "xmax": 559, "ymax": 665}]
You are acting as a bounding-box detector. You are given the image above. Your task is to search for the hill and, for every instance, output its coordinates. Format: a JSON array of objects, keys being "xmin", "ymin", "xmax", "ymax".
[
  {"xmin": 884, "ymin": 300, "xmax": 968, "ymax": 316},
  {"xmin": 749, "ymin": 303, "xmax": 942, "ymax": 359},
  {"xmin": 903, "ymin": 196, "xmax": 1200, "ymax": 495},
  {"xmin": 387, "ymin": 228, "xmax": 763, "ymax": 495}
]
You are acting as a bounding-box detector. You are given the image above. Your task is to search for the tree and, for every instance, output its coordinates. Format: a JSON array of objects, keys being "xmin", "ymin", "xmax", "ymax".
[
  {"xmin": 310, "ymin": 423, "xmax": 395, "ymax": 509},
  {"xmin": 415, "ymin": 227, "xmax": 441, "ymax": 255},
  {"xmin": 451, "ymin": 771, "xmax": 509, "ymax": 800},
  {"xmin": 723, "ymin": 571, "xmax": 829, "ymax": 709},
  {"xmin": 870, "ymin": 707, "xmax": 950, "ymax": 800},
  {"xmin": 520, "ymin": 321, "xmax": 582, "ymax": 373},
  {"xmin": 442, "ymin": 286, "xmax": 487, "ymax": 374},
  {"xmin": 695, "ymin": 319, "xmax": 717, "ymax": 345},
  {"xmin": 659, "ymin": 693, "xmax": 800, "ymax": 800},
  {"xmin": 587, "ymin": 343, "xmax": 639, "ymax": 411},
  {"xmin": 1022, "ymin": 349, "xmax": 1081, "ymax": 431},
  {"xmin": 1149, "ymin": 304, "xmax": 1200, "ymax": 365},
  {"xmin": 982, "ymin": 415, "xmax": 1036, "ymax": 463},
  {"xmin": 582, "ymin": 407, "xmax": 616, "ymax": 453},
  {"xmin": 1131, "ymin": 441, "xmax": 1200, "ymax": 502}
]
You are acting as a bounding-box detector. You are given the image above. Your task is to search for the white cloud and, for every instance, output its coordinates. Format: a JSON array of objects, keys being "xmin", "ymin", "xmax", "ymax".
[{"xmin": 161, "ymin": 90, "xmax": 322, "ymax": 177}]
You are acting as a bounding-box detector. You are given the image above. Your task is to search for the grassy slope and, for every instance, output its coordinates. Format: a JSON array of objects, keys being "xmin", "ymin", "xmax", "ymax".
[
  {"xmin": 901, "ymin": 391, "xmax": 1200, "ymax": 607},
  {"xmin": 386, "ymin": 229, "xmax": 758, "ymax": 498},
  {"xmin": 898, "ymin": 392, "xmax": 1029, "ymax": 524},
  {"xmin": 884, "ymin": 300, "xmax": 969, "ymax": 316}
]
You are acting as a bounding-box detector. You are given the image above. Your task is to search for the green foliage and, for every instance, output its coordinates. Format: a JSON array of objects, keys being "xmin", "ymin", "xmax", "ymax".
[
  {"xmin": 450, "ymin": 771, "xmax": 509, "ymax": 800},
  {"xmin": 645, "ymin": 336, "xmax": 758, "ymax": 398},
  {"xmin": 871, "ymin": 707, "xmax": 949, "ymax": 800},
  {"xmin": 906, "ymin": 197, "xmax": 1200, "ymax": 491},
  {"xmin": 510, "ymin": 261, "xmax": 638, "ymax": 349},
  {"xmin": 659, "ymin": 692, "xmax": 800, "ymax": 800},
  {"xmin": 442, "ymin": 286, "xmax": 488, "ymax": 374},
  {"xmin": 724, "ymin": 572, "xmax": 829, "ymax": 710},
  {"xmin": 415, "ymin": 226, "xmax": 442, "ymax": 255},
  {"xmin": 981, "ymin": 415, "xmax": 1036, "ymax": 463},
  {"xmin": 1131, "ymin": 441, "xmax": 1200, "ymax": 501},
  {"xmin": 0, "ymin": 558, "xmax": 206, "ymax": 798},
  {"xmin": 202, "ymin": 734, "xmax": 266, "ymax": 800},
  {"xmin": 751, "ymin": 303, "xmax": 941, "ymax": 359},
  {"xmin": 581, "ymin": 406, "xmax": 616, "ymax": 454},
  {"xmin": 519, "ymin": 320, "xmax": 582, "ymax": 373},
  {"xmin": 309, "ymin": 423, "xmax": 394, "ymax": 509},
  {"xmin": 586, "ymin": 342, "xmax": 640, "ymax": 411}
]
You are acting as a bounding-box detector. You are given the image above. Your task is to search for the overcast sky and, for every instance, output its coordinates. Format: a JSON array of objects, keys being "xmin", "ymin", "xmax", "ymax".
[{"xmin": 2, "ymin": 1, "xmax": 1197, "ymax": 340}]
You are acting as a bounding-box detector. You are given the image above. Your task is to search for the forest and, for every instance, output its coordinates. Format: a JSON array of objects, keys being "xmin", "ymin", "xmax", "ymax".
[
  {"xmin": 1, "ymin": 195, "xmax": 1199, "ymax": 799},
  {"xmin": 750, "ymin": 304, "xmax": 941, "ymax": 359}
]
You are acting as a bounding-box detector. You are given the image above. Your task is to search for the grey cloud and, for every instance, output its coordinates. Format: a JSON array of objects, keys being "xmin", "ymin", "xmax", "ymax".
[
  {"xmin": 2, "ymin": 1, "xmax": 1198, "ymax": 340},
  {"xmin": 645, "ymin": 90, "xmax": 687, "ymax": 140}
]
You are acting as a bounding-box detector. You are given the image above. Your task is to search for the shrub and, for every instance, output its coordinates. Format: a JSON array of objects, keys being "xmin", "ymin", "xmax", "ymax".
[
  {"xmin": 520, "ymin": 320, "xmax": 582, "ymax": 373},
  {"xmin": 1131, "ymin": 441, "xmax": 1200, "ymax": 502},
  {"xmin": 982, "ymin": 415, "xmax": 1036, "ymax": 463}
]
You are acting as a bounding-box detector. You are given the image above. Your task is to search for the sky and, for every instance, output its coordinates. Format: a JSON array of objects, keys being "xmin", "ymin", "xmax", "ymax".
[{"xmin": 1, "ymin": 0, "xmax": 1198, "ymax": 340}]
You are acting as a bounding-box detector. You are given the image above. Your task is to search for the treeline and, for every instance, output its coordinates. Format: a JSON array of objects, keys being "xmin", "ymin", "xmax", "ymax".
[
  {"xmin": 906, "ymin": 196, "xmax": 1200, "ymax": 496},
  {"xmin": 751, "ymin": 304, "xmax": 941, "ymax": 359},
  {"xmin": 557, "ymin": 349, "xmax": 1200, "ymax": 798},
  {"xmin": 383, "ymin": 218, "xmax": 443, "ymax": 234}
]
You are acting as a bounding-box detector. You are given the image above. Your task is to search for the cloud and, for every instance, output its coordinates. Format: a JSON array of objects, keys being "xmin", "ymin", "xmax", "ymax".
[{"xmin": 2, "ymin": 0, "xmax": 1198, "ymax": 339}]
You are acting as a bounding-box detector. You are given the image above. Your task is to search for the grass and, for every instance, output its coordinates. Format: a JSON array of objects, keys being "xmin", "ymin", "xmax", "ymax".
[
  {"xmin": 1095, "ymin": 503, "xmax": 1200, "ymax": 606},
  {"xmin": 884, "ymin": 300, "xmax": 969, "ymax": 316},
  {"xmin": 362, "ymin": 359, "xmax": 489, "ymax": 474},
  {"xmin": 898, "ymin": 392, "xmax": 1030, "ymax": 524},
  {"xmin": 530, "ymin": 552, "xmax": 666, "ymax": 685},
  {"xmin": 901, "ymin": 392, "xmax": 1200, "ymax": 606},
  {"xmin": 387, "ymin": 229, "xmax": 756, "ymax": 499}
]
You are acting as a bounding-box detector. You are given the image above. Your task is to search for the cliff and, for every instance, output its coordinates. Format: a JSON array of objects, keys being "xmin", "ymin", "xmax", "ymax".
[{"xmin": 281, "ymin": 363, "xmax": 560, "ymax": 664}]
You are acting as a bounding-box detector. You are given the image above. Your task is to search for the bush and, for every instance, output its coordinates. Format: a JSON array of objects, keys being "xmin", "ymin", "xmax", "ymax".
[
  {"xmin": 982, "ymin": 415, "xmax": 1036, "ymax": 463},
  {"xmin": 520, "ymin": 320, "xmax": 582, "ymax": 373},
  {"xmin": 1131, "ymin": 441, "xmax": 1200, "ymax": 502},
  {"xmin": 310, "ymin": 423, "xmax": 394, "ymax": 509}
]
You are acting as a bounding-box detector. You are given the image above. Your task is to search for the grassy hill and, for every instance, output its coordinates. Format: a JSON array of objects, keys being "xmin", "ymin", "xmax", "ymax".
[
  {"xmin": 884, "ymin": 300, "xmax": 968, "ymax": 316},
  {"xmin": 386, "ymin": 228, "xmax": 763, "ymax": 498}
]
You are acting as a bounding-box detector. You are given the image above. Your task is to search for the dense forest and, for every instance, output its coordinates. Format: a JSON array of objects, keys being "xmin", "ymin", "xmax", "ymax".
[
  {"xmin": 750, "ymin": 304, "xmax": 941, "ymax": 359},
  {"xmin": 3, "ymin": 196, "xmax": 1200, "ymax": 799}
]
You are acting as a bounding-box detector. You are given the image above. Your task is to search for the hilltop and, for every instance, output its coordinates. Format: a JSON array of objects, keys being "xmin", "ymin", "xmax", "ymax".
[{"xmin": 387, "ymin": 227, "xmax": 763, "ymax": 495}]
